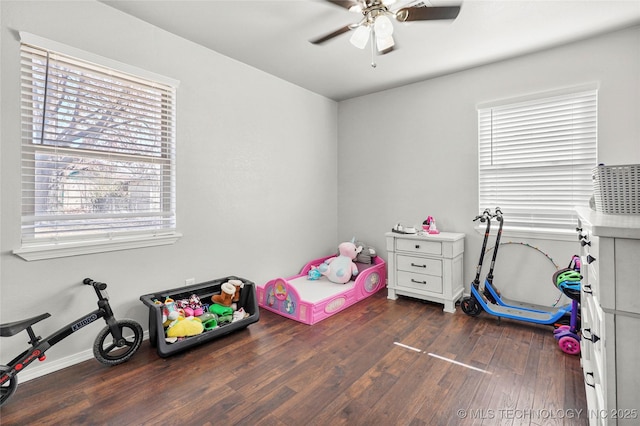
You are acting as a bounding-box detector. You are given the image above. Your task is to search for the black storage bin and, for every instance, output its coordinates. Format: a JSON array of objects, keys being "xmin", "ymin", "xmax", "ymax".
[{"xmin": 140, "ymin": 276, "xmax": 259, "ymax": 357}]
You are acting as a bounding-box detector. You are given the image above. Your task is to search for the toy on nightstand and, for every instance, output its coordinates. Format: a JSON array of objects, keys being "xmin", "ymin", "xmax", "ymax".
[{"xmin": 422, "ymin": 216, "xmax": 440, "ymax": 234}]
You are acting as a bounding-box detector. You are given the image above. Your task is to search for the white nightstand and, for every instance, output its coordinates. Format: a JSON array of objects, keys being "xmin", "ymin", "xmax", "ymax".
[{"xmin": 385, "ymin": 231, "xmax": 465, "ymax": 313}]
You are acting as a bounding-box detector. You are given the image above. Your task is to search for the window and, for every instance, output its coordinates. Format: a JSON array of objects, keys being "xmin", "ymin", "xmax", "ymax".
[
  {"xmin": 15, "ymin": 33, "xmax": 180, "ymax": 260},
  {"xmin": 478, "ymin": 87, "xmax": 597, "ymax": 238}
]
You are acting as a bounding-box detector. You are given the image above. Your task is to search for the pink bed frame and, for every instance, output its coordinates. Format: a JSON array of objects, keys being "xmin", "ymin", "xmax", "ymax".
[{"xmin": 257, "ymin": 255, "xmax": 387, "ymax": 325}]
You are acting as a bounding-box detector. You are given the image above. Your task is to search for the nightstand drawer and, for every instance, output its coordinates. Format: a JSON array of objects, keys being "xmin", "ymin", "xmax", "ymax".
[
  {"xmin": 396, "ymin": 255, "xmax": 442, "ymax": 277},
  {"xmin": 397, "ymin": 270, "xmax": 443, "ymax": 293},
  {"xmin": 396, "ymin": 238, "xmax": 442, "ymax": 256}
]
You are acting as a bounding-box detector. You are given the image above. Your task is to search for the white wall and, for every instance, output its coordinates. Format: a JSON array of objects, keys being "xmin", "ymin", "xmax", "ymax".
[
  {"xmin": 2, "ymin": 0, "xmax": 639, "ymax": 381},
  {"xmin": 337, "ymin": 25, "xmax": 640, "ymax": 305},
  {"xmin": 0, "ymin": 0, "xmax": 338, "ymax": 378}
]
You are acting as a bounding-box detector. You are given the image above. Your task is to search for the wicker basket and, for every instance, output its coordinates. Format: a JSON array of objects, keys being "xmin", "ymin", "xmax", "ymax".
[{"xmin": 592, "ymin": 164, "xmax": 640, "ymax": 214}]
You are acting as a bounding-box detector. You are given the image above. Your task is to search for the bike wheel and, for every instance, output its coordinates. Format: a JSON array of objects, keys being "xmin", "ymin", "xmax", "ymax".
[
  {"xmin": 0, "ymin": 365, "xmax": 18, "ymax": 407},
  {"xmin": 93, "ymin": 319, "xmax": 143, "ymax": 366}
]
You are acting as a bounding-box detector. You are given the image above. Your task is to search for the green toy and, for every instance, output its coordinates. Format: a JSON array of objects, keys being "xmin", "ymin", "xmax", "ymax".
[{"xmin": 209, "ymin": 303, "xmax": 233, "ymax": 316}]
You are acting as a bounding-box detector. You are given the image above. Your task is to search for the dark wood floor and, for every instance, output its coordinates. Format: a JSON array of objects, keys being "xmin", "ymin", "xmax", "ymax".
[{"xmin": 1, "ymin": 291, "xmax": 587, "ymax": 425}]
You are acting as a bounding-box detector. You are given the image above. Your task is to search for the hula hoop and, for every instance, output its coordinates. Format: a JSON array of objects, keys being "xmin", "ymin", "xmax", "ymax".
[{"xmin": 484, "ymin": 241, "xmax": 563, "ymax": 306}]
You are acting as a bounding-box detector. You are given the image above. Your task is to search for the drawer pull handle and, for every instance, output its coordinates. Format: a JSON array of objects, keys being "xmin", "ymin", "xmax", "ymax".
[
  {"xmin": 411, "ymin": 263, "xmax": 427, "ymax": 268},
  {"xmin": 585, "ymin": 372, "xmax": 596, "ymax": 388},
  {"xmin": 583, "ymin": 284, "xmax": 593, "ymax": 295},
  {"xmin": 583, "ymin": 328, "xmax": 600, "ymax": 344},
  {"xmin": 587, "ymin": 254, "xmax": 596, "ymax": 264},
  {"xmin": 411, "ymin": 279, "xmax": 427, "ymax": 285},
  {"xmin": 415, "ymin": 244, "xmax": 420, "ymax": 249}
]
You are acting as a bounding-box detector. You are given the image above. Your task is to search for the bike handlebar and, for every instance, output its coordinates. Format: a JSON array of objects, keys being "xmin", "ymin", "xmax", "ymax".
[{"xmin": 83, "ymin": 278, "xmax": 107, "ymax": 291}]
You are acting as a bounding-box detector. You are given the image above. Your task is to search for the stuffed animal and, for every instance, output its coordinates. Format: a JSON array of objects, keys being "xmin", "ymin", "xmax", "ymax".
[
  {"xmin": 307, "ymin": 268, "xmax": 322, "ymax": 280},
  {"xmin": 313, "ymin": 241, "xmax": 362, "ymax": 284},
  {"xmin": 354, "ymin": 240, "xmax": 377, "ymax": 264},
  {"xmin": 165, "ymin": 316, "xmax": 204, "ymax": 338}
]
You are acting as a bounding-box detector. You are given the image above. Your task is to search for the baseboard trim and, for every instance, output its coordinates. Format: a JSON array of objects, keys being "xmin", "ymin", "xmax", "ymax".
[{"xmin": 19, "ymin": 332, "xmax": 149, "ymax": 383}]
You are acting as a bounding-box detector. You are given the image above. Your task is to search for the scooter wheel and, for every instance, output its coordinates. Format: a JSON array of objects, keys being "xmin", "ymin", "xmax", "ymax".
[
  {"xmin": 461, "ymin": 297, "xmax": 481, "ymax": 317},
  {"xmin": 558, "ymin": 335, "xmax": 581, "ymax": 355}
]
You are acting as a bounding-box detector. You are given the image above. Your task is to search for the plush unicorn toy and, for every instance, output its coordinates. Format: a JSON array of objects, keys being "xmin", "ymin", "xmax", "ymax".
[{"xmin": 312, "ymin": 241, "xmax": 362, "ymax": 284}]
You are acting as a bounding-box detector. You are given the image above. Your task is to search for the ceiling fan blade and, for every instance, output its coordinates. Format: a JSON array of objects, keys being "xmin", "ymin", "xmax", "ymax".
[
  {"xmin": 325, "ymin": 0, "xmax": 359, "ymax": 10},
  {"xmin": 310, "ymin": 25, "xmax": 353, "ymax": 44},
  {"xmin": 395, "ymin": 6, "xmax": 461, "ymax": 22}
]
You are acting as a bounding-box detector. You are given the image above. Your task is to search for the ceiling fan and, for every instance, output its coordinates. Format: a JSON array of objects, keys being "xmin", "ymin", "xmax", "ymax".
[{"xmin": 310, "ymin": 0, "xmax": 461, "ymax": 67}]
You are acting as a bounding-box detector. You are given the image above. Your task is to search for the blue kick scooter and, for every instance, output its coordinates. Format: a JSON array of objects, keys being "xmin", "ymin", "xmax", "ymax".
[{"xmin": 460, "ymin": 209, "xmax": 577, "ymax": 341}]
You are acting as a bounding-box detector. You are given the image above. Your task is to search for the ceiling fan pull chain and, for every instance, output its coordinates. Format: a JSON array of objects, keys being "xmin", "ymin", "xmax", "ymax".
[{"xmin": 370, "ymin": 26, "xmax": 377, "ymax": 68}]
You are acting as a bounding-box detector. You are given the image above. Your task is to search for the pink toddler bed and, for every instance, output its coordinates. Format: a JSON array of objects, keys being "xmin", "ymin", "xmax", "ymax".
[{"xmin": 257, "ymin": 255, "xmax": 386, "ymax": 325}]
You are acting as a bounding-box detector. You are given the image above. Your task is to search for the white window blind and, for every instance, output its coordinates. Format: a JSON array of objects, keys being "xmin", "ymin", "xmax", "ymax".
[
  {"xmin": 478, "ymin": 89, "xmax": 597, "ymax": 235},
  {"xmin": 19, "ymin": 40, "xmax": 178, "ymax": 248}
]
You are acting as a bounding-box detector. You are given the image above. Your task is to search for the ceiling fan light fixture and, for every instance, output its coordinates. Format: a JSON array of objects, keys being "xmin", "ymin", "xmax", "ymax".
[
  {"xmin": 350, "ymin": 25, "xmax": 370, "ymax": 49},
  {"xmin": 376, "ymin": 34, "xmax": 394, "ymax": 52},
  {"xmin": 374, "ymin": 14, "xmax": 394, "ymax": 38}
]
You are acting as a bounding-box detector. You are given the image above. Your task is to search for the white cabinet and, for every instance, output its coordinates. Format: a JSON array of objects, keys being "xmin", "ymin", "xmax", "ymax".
[
  {"xmin": 576, "ymin": 207, "xmax": 640, "ymax": 426},
  {"xmin": 385, "ymin": 232, "xmax": 464, "ymax": 313}
]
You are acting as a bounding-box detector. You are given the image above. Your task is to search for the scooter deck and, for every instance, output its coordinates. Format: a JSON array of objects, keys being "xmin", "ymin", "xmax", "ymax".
[
  {"xmin": 498, "ymin": 296, "xmax": 561, "ymax": 313},
  {"xmin": 483, "ymin": 303, "xmax": 566, "ymax": 323},
  {"xmin": 483, "ymin": 282, "xmax": 564, "ymax": 314},
  {"xmin": 472, "ymin": 287, "xmax": 570, "ymax": 325}
]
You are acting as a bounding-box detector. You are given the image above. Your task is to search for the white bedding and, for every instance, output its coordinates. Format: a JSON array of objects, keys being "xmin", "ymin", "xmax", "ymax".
[{"xmin": 287, "ymin": 275, "xmax": 356, "ymax": 303}]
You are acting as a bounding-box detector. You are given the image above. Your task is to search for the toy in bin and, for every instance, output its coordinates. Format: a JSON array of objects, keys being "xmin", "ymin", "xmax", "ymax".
[
  {"xmin": 139, "ymin": 276, "xmax": 260, "ymax": 357},
  {"xmin": 422, "ymin": 216, "xmax": 439, "ymax": 234}
]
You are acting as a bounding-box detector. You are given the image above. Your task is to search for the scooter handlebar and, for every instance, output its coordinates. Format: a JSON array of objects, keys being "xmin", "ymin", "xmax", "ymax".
[
  {"xmin": 493, "ymin": 207, "xmax": 503, "ymax": 222},
  {"xmin": 473, "ymin": 208, "xmax": 493, "ymax": 222}
]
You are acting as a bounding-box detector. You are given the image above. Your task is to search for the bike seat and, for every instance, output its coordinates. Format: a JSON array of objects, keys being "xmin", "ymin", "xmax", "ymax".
[{"xmin": 0, "ymin": 313, "xmax": 51, "ymax": 337}]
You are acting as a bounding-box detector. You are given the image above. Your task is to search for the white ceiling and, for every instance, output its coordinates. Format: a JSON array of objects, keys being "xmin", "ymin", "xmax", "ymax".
[{"xmin": 102, "ymin": 0, "xmax": 640, "ymax": 101}]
